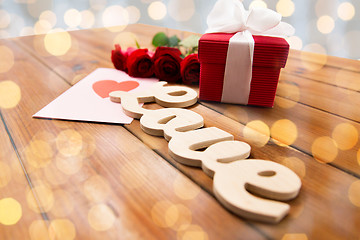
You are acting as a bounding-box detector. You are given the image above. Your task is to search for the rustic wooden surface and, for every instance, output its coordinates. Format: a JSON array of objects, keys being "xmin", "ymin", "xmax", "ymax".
[{"xmin": 0, "ymin": 23, "xmax": 359, "ymax": 239}]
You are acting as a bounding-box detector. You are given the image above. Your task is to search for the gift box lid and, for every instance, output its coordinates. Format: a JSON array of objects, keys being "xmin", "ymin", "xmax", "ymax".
[{"xmin": 198, "ymin": 33, "xmax": 289, "ymax": 68}]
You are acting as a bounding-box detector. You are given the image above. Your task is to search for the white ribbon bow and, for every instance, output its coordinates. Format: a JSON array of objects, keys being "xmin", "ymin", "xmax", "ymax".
[{"xmin": 206, "ymin": 0, "xmax": 294, "ymax": 37}]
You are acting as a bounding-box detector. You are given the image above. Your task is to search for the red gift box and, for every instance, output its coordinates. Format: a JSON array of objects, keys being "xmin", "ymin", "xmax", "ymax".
[{"xmin": 198, "ymin": 32, "xmax": 289, "ymax": 107}]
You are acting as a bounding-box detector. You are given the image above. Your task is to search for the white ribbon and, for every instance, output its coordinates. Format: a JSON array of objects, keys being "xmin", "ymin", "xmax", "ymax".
[
  {"xmin": 222, "ymin": 30, "xmax": 254, "ymax": 104},
  {"xmin": 206, "ymin": 0, "xmax": 295, "ymax": 37},
  {"xmin": 205, "ymin": 0, "xmax": 293, "ymax": 104}
]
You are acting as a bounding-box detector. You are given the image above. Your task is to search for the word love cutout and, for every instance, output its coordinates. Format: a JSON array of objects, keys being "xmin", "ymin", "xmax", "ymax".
[{"xmin": 110, "ymin": 82, "xmax": 301, "ymax": 223}]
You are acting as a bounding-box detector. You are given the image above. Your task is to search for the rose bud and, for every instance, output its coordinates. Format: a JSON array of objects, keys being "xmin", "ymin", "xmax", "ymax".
[
  {"xmin": 126, "ymin": 48, "xmax": 154, "ymax": 78},
  {"xmin": 181, "ymin": 53, "xmax": 200, "ymax": 85},
  {"xmin": 111, "ymin": 44, "xmax": 128, "ymax": 71},
  {"xmin": 153, "ymin": 47, "xmax": 183, "ymax": 83}
]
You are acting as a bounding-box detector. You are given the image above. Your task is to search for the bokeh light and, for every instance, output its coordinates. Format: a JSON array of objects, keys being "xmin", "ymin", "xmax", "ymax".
[
  {"xmin": 301, "ymin": 43, "xmax": 327, "ymax": 71},
  {"xmin": 44, "ymin": 29, "xmax": 72, "ymax": 56},
  {"xmin": 177, "ymin": 224, "xmax": 209, "ymax": 240},
  {"xmin": 56, "ymin": 129, "xmax": 83, "ymax": 157},
  {"xmin": 34, "ymin": 20, "xmax": 52, "ymax": 34},
  {"xmin": 243, "ymin": 120, "xmax": 270, "ymax": 147},
  {"xmin": 29, "ymin": 220, "xmax": 50, "ymax": 240},
  {"xmin": 79, "ymin": 10, "xmax": 95, "ymax": 29},
  {"xmin": 276, "ymin": 82, "xmax": 300, "ymax": 108},
  {"xmin": 25, "ymin": 143, "xmax": 52, "ymax": 169},
  {"xmin": 83, "ymin": 175, "xmax": 111, "ymax": 203},
  {"xmin": 0, "ymin": 46, "xmax": 14, "ymax": 73},
  {"xmin": 311, "ymin": 136, "xmax": 338, "ymax": 163},
  {"xmin": 276, "ymin": 0, "xmax": 295, "ymax": 17},
  {"xmin": 151, "ymin": 201, "xmax": 192, "ymax": 230},
  {"xmin": 126, "ymin": 6, "xmax": 141, "ymax": 24},
  {"xmin": 0, "ymin": 161, "xmax": 12, "ymax": 188},
  {"xmin": 151, "ymin": 200, "xmax": 175, "ymax": 228},
  {"xmin": 30, "ymin": 139, "xmax": 54, "ymax": 160},
  {"xmin": 287, "ymin": 36, "xmax": 303, "ymax": 50},
  {"xmin": 113, "ymin": 32, "xmax": 139, "ymax": 50},
  {"xmin": 271, "ymin": 119, "xmax": 298, "ymax": 146},
  {"xmin": 249, "ymin": 0, "xmax": 268, "ymax": 9},
  {"xmin": 56, "ymin": 153, "xmax": 83, "ymax": 175},
  {"xmin": 317, "ymin": 15, "xmax": 335, "ymax": 34},
  {"xmin": 102, "ymin": 5, "xmax": 129, "ymax": 32},
  {"xmin": 348, "ymin": 180, "xmax": 360, "ymax": 207},
  {"xmin": 168, "ymin": 0, "xmax": 195, "ymax": 22},
  {"xmin": 337, "ymin": 2, "xmax": 355, "ymax": 21},
  {"xmin": 64, "ymin": 9, "xmax": 82, "ymax": 28},
  {"xmin": 49, "ymin": 219, "xmax": 76, "ymax": 240},
  {"xmin": 39, "ymin": 10, "xmax": 57, "ymax": 28},
  {"xmin": 88, "ymin": 204, "xmax": 116, "ymax": 231},
  {"xmin": 331, "ymin": 123, "xmax": 358, "ymax": 150},
  {"xmin": 0, "ymin": 80, "xmax": 21, "ymax": 109},
  {"xmin": 167, "ymin": 204, "xmax": 192, "ymax": 231},
  {"xmin": 26, "ymin": 182, "xmax": 54, "ymax": 213},
  {"xmin": 0, "ymin": 9, "xmax": 11, "ymax": 29},
  {"xmin": 282, "ymin": 233, "xmax": 308, "ymax": 240},
  {"xmin": 0, "ymin": 0, "xmax": 359, "ymax": 60},
  {"xmin": 148, "ymin": 1, "xmax": 167, "ymax": 20},
  {"xmin": 20, "ymin": 26, "xmax": 35, "ymax": 36},
  {"xmin": 0, "ymin": 198, "xmax": 22, "ymax": 225},
  {"xmin": 78, "ymin": 130, "xmax": 96, "ymax": 157},
  {"xmin": 173, "ymin": 174, "xmax": 200, "ymax": 200}
]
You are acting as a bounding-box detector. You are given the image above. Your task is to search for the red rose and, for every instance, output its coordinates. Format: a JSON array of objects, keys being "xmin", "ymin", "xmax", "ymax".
[
  {"xmin": 181, "ymin": 53, "xmax": 200, "ymax": 85},
  {"xmin": 153, "ymin": 47, "xmax": 183, "ymax": 82},
  {"xmin": 127, "ymin": 48, "xmax": 154, "ymax": 78},
  {"xmin": 111, "ymin": 44, "xmax": 128, "ymax": 71}
]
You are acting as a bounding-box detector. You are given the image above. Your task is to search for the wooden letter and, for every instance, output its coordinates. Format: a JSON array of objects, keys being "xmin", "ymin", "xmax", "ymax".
[
  {"xmin": 213, "ymin": 160, "xmax": 301, "ymax": 223},
  {"xmin": 109, "ymin": 82, "xmax": 198, "ymax": 119},
  {"xmin": 201, "ymin": 140, "xmax": 251, "ymax": 177},
  {"xmin": 140, "ymin": 108, "xmax": 204, "ymax": 141},
  {"xmin": 168, "ymin": 127, "xmax": 234, "ymax": 167}
]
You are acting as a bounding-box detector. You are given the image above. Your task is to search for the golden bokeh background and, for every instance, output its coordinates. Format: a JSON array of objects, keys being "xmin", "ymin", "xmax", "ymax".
[
  {"xmin": 0, "ymin": 0, "xmax": 359, "ymax": 59},
  {"xmin": 0, "ymin": 0, "xmax": 360, "ymax": 238}
]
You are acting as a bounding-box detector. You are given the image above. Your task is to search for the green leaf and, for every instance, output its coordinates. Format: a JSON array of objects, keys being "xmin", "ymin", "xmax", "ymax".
[
  {"xmin": 135, "ymin": 39, "xmax": 141, "ymax": 49},
  {"xmin": 168, "ymin": 35, "xmax": 180, "ymax": 47},
  {"xmin": 152, "ymin": 32, "xmax": 169, "ymax": 47},
  {"xmin": 179, "ymin": 35, "xmax": 201, "ymax": 49}
]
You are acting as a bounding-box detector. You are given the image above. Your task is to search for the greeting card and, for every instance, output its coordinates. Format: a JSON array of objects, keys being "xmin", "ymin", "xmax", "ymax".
[{"xmin": 33, "ymin": 68, "xmax": 158, "ymax": 124}]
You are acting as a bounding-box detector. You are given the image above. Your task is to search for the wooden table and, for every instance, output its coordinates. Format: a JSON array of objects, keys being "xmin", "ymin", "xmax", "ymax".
[{"xmin": 0, "ymin": 24, "xmax": 360, "ymax": 240}]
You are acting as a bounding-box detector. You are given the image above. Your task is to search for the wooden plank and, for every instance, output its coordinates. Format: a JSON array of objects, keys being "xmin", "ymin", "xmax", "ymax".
[
  {"xmin": 15, "ymin": 25, "xmax": 360, "ymax": 239},
  {"xmin": 202, "ymin": 95, "xmax": 360, "ymax": 176},
  {"xmin": 0, "ymin": 39, "xmax": 47, "ymax": 240},
  {"xmin": 2, "ymin": 32, "xmax": 264, "ymax": 239},
  {"xmin": 127, "ymin": 102, "xmax": 360, "ymax": 240},
  {"xmin": 277, "ymin": 71, "xmax": 360, "ymax": 122},
  {"xmin": 0, "ymin": 113, "xmax": 47, "ymax": 239},
  {"xmin": 287, "ymin": 49, "xmax": 360, "ymax": 83},
  {"xmin": 18, "ymin": 25, "xmax": 360, "ymax": 177}
]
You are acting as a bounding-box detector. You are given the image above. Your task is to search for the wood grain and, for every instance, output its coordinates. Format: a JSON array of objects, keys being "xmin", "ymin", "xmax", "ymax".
[
  {"xmin": 19, "ymin": 24, "xmax": 360, "ymax": 177},
  {"xmin": 6, "ymin": 24, "xmax": 360, "ymax": 239},
  {"xmin": 0, "ymin": 112, "xmax": 47, "ymax": 240},
  {"xmin": 1, "ymin": 28, "xmax": 264, "ymax": 239}
]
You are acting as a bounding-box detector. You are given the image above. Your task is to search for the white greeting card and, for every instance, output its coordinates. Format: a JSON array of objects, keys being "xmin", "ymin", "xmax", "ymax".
[{"xmin": 33, "ymin": 68, "xmax": 158, "ymax": 124}]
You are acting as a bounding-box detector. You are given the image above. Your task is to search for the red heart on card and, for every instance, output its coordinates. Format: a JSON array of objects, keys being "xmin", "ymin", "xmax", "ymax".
[{"xmin": 92, "ymin": 80, "xmax": 140, "ymax": 98}]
